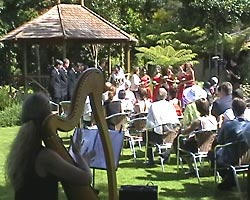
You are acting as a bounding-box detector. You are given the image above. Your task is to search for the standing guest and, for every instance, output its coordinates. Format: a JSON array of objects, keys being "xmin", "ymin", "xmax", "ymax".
[
  {"xmin": 109, "ymin": 65, "xmax": 125, "ymax": 91},
  {"xmin": 140, "ymin": 67, "xmax": 152, "ymax": 101},
  {"xmin": 67, "ymin": 63, "xmax": 79, "ymax": 100},
  {"xmin": 225, "ymin": 59, "xmax": 241, "ymax": 90},
  {"xmin": 152, "ymin": 66, "xmax": 162, "ymax": 102},
  {"xmin": 211, "ymin": 82, "xmax": 233, "ymax": 119},
  {"xmin": 146, "ymin": 88, "xmax": 180, "ymax": 165},
  {"xmin": 209, "ymin": 76, "xmax": 219, "ymax": 96},
  {"xmin": 48, "ymin": 59, "xmax": 63, "ymax": 104},
  {"xmin": 176, "ymin": 65, "xmax": 186, "ymax": 107},
  {"xmin": 60, "ymin": 58, "xmax": 69, "ymax": 101},
  {"xmin": 183, "ymin": 61, "xmax": 195, "ymax": 88},
  {"xmin": 130, "ymin": 67, "xmax": 141, "ymax": 98},
  {"xmin": 162, "ymin": 66, "xmax": 175, "ymax": 94},
  {"xmin": 97, "ymin": 59, "xmax": 107, "ymax": 81},
  {"xmin": 5, "ymin": 92, "xmax": 92, "ymax": 200},
  {"xmin": 82, "ymin": 96, "xmax": 93, "ymax": 128}
]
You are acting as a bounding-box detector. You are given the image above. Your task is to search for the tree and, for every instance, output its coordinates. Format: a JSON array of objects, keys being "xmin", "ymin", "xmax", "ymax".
[{"xmin": 136, "ymin": 45, "xmax": 197, "ymax": 68}]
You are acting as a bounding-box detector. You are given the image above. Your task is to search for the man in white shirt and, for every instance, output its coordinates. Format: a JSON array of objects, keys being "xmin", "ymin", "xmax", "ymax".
[
  {"xmin": 146, "ymin": 88, "xmax": 180, "ymax": 165},
  {"xmin": 130, "ymin": 67, "xmax": 141, "ymax": 96}
]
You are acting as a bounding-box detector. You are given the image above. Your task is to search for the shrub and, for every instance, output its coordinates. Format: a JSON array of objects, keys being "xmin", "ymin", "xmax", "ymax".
[
  {"xmin": 0, "ymin": 103, "xmax": 22, "ymax": 127},
  {"xmin": 0, "ymin": 86, "xmax": 13, "ymax": 111}
]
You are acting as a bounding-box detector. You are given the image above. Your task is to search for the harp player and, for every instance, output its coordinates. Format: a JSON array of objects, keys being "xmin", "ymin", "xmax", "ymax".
[{"xmin": 5, "ymin": 92, "xmax": 92, "ymax": 200}]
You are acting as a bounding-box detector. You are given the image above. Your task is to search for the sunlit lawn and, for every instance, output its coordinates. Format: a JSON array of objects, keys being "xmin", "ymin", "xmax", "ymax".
[{"xmin": 0, "ymin": 127, "xmax": 247, "ymax": 199}]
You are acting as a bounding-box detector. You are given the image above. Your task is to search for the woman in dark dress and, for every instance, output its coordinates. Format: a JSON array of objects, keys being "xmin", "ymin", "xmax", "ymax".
[{"xmin": 5, "ymin": 92, "xmax": 92, "ymax": 200}]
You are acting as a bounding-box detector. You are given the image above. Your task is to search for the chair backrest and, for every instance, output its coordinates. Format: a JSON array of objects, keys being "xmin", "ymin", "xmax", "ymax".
[
  {"xmin": 129, "ymin": 117, "xmax": 147, "ymax": 133},
  {"xmin": 59, "ymin": 101, "xmax": 71, "ymax": 116},
  {"xmin": 106, "ymin": 113, "xmax": 128, "ymax": 131},
  {"xmin": 195, "ymin": 130, "xmax": 217, "ymax": 152},
  {"xmin": 50, "ymin": 101, "xmax": 59, "ymax": 114},
  {"xmin": 237, "ymin": 141, "xmax": 250, "ymax": 165},
  {"xmin": 161, "ymin": 123, "xmax": 181, "ymax": 144}
]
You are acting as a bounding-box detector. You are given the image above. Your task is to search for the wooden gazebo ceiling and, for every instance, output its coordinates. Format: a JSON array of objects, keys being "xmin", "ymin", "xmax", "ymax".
[{"xmin": 0, "ymin": 4, "xmax": 137, "ymax": 44}]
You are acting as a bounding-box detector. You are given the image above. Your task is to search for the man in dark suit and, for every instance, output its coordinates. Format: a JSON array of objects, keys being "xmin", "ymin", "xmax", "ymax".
[
  {"xmin": 211, "ymin": 82, "xmax": 233, "ymax": 119},
  {"xmin": 48, "ymin": 59, "xmax": 63, "ymax": 104},
  {"xmin": 97, "ymin": 59, "xmax": 107, "ymax": 81},
  {"xmin": 67, "ymin": 64, "xmax": 79, "ymax": 100},
  {"xmin": 60, "ymin": 58, "xmax": 69, "ymax": 101}
]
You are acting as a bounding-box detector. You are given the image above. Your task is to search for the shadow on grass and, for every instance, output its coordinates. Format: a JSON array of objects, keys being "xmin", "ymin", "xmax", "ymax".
[{"xmin": 159, "ymin": 181, "xmax": 246, "ymax": 200}]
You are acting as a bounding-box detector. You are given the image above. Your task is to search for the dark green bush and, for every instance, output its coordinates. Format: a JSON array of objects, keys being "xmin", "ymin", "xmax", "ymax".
[{"xmin": 0, "ymin": 86, "xmax": 13, "ymax": 111}]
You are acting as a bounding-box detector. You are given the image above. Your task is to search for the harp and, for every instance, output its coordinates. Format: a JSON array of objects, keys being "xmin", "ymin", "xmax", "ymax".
[{"xmin": 41, "ymin": 68, "xmax": 118, "ymax": 200}]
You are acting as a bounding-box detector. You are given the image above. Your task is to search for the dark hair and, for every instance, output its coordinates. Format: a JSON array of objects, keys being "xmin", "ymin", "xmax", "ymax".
[
  {"xmin": 138, "ymin": 87, "xmax": 148, "ymax": 100},
  {"xmin": 118, "ymin": 89, "xmax": 126, "ymax": 100},
  {"xmin": 232, "ymin": 88, "xmax": 244, "ymax": 99},
  {"xmin": 107, "ymin": 85, "xmax": 116, "ymax": 101},
  {"xmin": 232, "ymin": 98, "xmax": 246, "ymax": 117},
  {"xmin": 55, "ymin": 59, "xmax": 63, "ymax": 66},
  {"xmin": 203, "ymin": 81, "xmax": 211, "ymax": 89},
  {"xmin": 21, "ymin": 92, "xmax": 51, "ymax": 124},
  {"xmin": 217, "ymin": 82, "xmax": 232, "ymax": 95},
  {"xmin": 195, "ymin": 98, "xmax": 209, "ymax": 116}
]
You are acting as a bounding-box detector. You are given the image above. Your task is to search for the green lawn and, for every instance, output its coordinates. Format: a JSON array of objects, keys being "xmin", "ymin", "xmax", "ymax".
[{"xmin": 0, "ymin": 127, "xmax": 247, "ymax": 199}]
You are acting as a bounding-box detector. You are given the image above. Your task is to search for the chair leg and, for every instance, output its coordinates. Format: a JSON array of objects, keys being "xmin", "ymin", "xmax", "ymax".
[
  {"xmin": 230, "ymin": 166, "xmax": 244, "ymax": 200},
  {"xmin": 138, "ymin": 140, "xmax": 142, "ymax": 150},
  {"xmin": 160, "ymin": 157, "xmax": 165, "ymax": 172},
  {"xmin": 193, "ymin": 156, "xmax": 201, "ymax": 185},
  {"xmin": 129, "ymin": 139, "xmax": 137, "ymax": 161}
]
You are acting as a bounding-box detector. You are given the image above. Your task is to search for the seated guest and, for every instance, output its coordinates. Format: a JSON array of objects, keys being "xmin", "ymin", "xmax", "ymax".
[
  {"xmin": 102, "ymin": 82, "xmax": 113, "ymax": 102},
  {"xmin": 168, "ymin": 89, "xmax": 183, "ymax": 117},
  {"xmin": 124, "ymin": 80, "xmax": 136, "ymax": 105},
  {"xmin": 216, "ymin": 98, "xmax": 250, "ymax": 190},
  {"xmin": 104, "ymin": 86, "xmax": 122, "ymax": 130},
  {"xmin": 82, "ymin": 96, "xmax": 93, "ymax": 128},
  {"xmin": 104, "ymin": 85, "xmax": 122, "ymax": 117},
  {"xmin": 211, "ymin": 82, "xmax": 233, "ymax": 119},
  {"xmin": 146, "ymin": 88, "xmax": 180, "ymax": 165},
  {"xmin": 118, "ymin": 89, "xmax": 134, "ymax": 113},
  {"xmin": 182, "ymin": 85, "xmax": 207, "ymax": 128},
  {"xmin": 218, "ymin": 88, "xmax": 250, "ymax": 128},
  {"xmin": 134, "ymin": 87, "xmax": 151, "ymax": 115},
  {"xmin": 180, "ymin": 98, "xmax": 217, "ymax": 175}
]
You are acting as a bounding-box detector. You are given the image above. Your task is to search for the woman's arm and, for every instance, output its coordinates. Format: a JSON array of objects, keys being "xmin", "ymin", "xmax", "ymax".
[
  {"xmin": 182, "ymin": 119, "xmax": 200, "ymax": 135},
  {"xmin": 36, "ymin": 148, "xmax": 92, "ymax": 185}
]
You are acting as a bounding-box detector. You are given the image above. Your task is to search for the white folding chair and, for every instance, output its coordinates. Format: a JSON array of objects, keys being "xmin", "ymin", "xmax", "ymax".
[
  {"xmin": 177, "ymin": 130, "xmax": 217, "ymax": 184},
  {"xmin": 214, "ymin": 141, "xmax": 250, "ymax": 200},
  {"xmin": 127, "ymin": 117, "xmax": 147, "ymax": 161}
]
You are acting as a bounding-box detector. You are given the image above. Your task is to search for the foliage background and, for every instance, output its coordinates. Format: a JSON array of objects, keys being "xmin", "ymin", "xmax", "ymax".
[{"xmin": 0, "ymin": 0, "xmax": 249, "ymax": 82}]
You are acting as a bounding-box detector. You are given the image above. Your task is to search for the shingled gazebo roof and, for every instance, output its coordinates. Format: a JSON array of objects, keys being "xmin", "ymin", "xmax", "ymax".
[{"xmin": 0, "ymin": 4, "xmax": 137, "ymax": 44}]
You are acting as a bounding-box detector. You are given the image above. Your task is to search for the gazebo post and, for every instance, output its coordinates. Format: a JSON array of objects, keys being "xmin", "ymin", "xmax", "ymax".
[
  {"xmin": 23, "ymin": 43, "xmax": 28, "ymax": 93},
  {"xmin": 108, "ymin": 44, "xmax": 112, "ymax": 75},
  {"xmin": 35, "ymin": 45, "xmax": 41, "ymax": 83},
  {"xmin": 120, "ymin": 43, "xmax": 124, "ymax": 70},
  {"xmin": 124, "ymin": 44, "xmax": 131, "ymax": 73}
]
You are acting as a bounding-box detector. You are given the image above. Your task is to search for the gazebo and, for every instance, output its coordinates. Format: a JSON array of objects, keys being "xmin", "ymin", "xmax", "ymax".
[{"xmin": 0, "ymin": 2, "xmax": 137, "ymax": 89}]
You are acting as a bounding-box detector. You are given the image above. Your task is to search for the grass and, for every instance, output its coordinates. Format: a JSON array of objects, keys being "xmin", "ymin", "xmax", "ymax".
[{"xmin": 0, "ymin": 127, "xmax": 247, "ymax": 199}]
